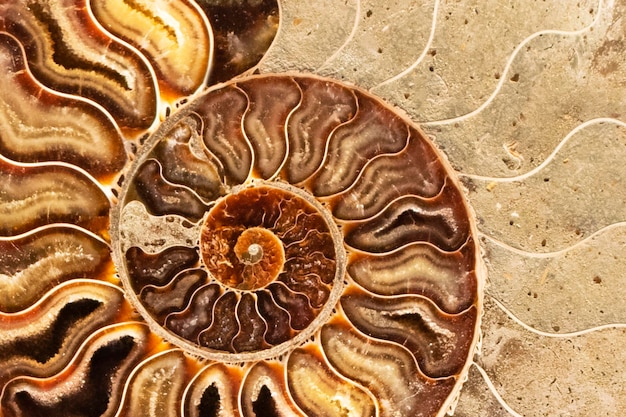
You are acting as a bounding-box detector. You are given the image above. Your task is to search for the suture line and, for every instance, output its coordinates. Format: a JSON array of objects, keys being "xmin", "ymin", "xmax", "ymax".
[
  {"xmin": 478, "ymin": 222, "xmax": 626, "ymax": 259},
  {"xmin": 491, "ymin": 295, "xmax": 626, "ymax": 338},
  {"xmin": 460, "ymin": 118, "xmax": 626, "ymax": 183},
  {"xmin": 370, "ymin": 0, "xmax": 440, "ymax": 90},
  {"xmin": 421, "ymin": 0, "xmax": 603, "ymax": 127},
  {"xmin": 473, "ymin": 362, "xmax": 525, "ymax": 417},
  {"xmin": 316, "ymin": 0, "xmax": 361, "ymax": 72}
]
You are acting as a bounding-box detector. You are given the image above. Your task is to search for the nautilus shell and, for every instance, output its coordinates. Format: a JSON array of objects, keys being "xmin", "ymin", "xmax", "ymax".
[{"xmin": 0, "ymin": 1, "xmax": 482, "ymax": 417}]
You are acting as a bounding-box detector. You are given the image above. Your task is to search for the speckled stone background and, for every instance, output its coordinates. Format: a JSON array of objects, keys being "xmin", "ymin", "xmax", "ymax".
[{"xmin": 259, "ymin": 0, "xmax": 625, "ymax": 415}]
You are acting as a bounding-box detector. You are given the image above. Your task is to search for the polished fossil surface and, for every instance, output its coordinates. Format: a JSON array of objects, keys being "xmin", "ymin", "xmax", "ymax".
[{"xmin": 111, "ymin": 73, "xmax": 482, "ymax": 414}]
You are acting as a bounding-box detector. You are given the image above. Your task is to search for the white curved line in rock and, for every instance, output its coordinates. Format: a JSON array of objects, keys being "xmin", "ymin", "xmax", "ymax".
[
  {"xmin": 460, "ymin": 118, "xmax": 626, "ymax": 183},
  {"xmin": 421, "ymin": 0, "xmax": 604, "ymax": 127},
  {"xmin": 315, "ymin": 0, "xmax": 361, "ymax": 72},
  {"xmin": 369, "ymin": 0, "xmax": 440, "ymax": 91},
  {"xmin": 490, "ymin": 295, "xmax": 626, "ymax": 338},
  {"xmin": 478, "ymin": 222, "xmax": 626, "ymax": 259},
  {"xmin": 472, "ymin": 362, "xmax": 524, "ymax": 417}
]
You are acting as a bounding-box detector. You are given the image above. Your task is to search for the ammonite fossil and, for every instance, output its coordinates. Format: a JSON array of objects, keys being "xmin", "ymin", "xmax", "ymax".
[{"xmin": 0, "ymin": 1, "xmax": 482, "ymax": 417}]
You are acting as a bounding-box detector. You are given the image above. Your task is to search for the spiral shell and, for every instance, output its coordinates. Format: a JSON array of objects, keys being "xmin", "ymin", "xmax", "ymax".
[
  {"xmin": 0, "ymin": 1, "xmax": 482, "ymax": 417},
  {"xmin": 112, "ymin": 73, "xmax": 482, "ymax": 416}
]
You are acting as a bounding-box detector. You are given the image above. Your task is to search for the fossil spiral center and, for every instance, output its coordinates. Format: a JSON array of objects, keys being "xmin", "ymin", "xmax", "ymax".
[
  {"xmin": 235, "ymin": 237, "xmax": 264, "ymax": 265},
  {"xmin": 200, "ymin": 187, "xmax": 302, "ymax": 291},
  {"xmin": 115, "ymin": 176, "xmax": 346, "ymax": 359}
]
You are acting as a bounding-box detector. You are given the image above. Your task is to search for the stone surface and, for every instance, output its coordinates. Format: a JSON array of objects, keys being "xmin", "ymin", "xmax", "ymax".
[
  {"xmin": 1, "ymin": 0, "xmax": 623, "ymax": 415},
  {"xmin": 259, "ymin": 0, "xmax": 626, "ymax": 415}
]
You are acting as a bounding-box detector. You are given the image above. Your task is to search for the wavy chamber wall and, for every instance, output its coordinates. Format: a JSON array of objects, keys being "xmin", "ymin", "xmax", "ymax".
[{"xmin": 1, "ymin": 1, "xmax": 624, "ymax": 417}]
